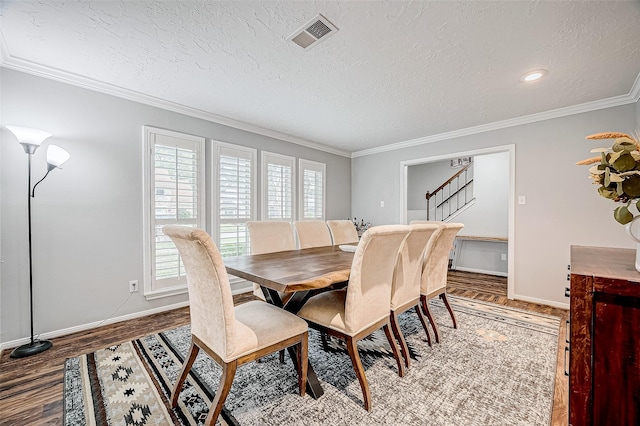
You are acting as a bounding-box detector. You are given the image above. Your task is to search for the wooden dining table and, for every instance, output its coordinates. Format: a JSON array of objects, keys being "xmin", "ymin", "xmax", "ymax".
[{"xmin": 223, "ymin": 244, "xmax": 358, "ymax": 399}]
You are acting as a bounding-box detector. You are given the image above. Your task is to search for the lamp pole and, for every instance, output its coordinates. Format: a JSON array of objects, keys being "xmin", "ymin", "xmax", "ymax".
[
  {"xmin": 10, "ymin": 142, "xmax": 53, "ymax": 358},
  {"xmin": 5, "ymin": 126, "xmax": 69, "ymax": 359}
]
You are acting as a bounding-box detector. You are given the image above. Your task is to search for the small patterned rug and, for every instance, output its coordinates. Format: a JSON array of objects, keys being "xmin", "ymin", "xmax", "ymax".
[{"xmin": 63, "ymin": 296, "xmax": 561, "ymax": 425}]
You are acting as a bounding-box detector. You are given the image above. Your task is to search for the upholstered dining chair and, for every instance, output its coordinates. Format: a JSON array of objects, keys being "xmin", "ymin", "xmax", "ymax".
[
  {"xmin": 247, "ymin": 221, "xmax": 297, "ymax": 301},
  {"xmin": 419, "ymin": 222, "xmax": 464, "ymax": 343},
  {"xmin": 162, "ymin": 225, "xmax": 308, "ymax": 426},
  {"xmin": 293, "ymin": 220, "xmax": 333, "ymax": 249},
  {"xmin": 389, "ymin": 223, "xmax": 443, "ymax": 367},
  {"xmin": 297, "ymin": 225, "xmax": 411, "ymax": 411},
  {"xmin": 326, "ymin": 219, "xmax": 359, "ymax": 245}
]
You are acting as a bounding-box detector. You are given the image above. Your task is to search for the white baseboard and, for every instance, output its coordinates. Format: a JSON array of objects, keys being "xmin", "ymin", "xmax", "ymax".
[
  {"xmin": 0, "ymin": 301, "xmax": 190, "ymax": 351},
  {"xmin": 512, "ymin": 293, "xmax": 569, "ymax": 310},
  {"xmin": 454, "ymin": 266, "xmax": 508, "ymax": 277}
]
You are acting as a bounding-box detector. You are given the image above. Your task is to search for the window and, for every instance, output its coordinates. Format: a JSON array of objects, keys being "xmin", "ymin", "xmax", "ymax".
[
  {"xmin": 261, "ymin": 152, "xmax": 295, "ymax": 221},
  {"xmin": 299, "ymin": 159, "xmax": 326, "ymax": 220},
  {"xmin": 214, "ymin": 142, "xmax": 256, "ymax": 257},
  {"xmin": 143, "ymin": 126, "xmax": 205, "ymax": 299}
]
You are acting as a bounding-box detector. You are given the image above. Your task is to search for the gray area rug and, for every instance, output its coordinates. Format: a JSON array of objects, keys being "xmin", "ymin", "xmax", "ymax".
[{"xmin": 64, "ymin": 296, "xmax": 560, "ymax": 425}]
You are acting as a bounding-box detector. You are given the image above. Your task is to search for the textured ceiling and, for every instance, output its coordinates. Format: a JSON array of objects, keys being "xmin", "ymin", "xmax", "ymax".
[{"xmin": 1, "ymin": 1, "xmax": 639, "ymax": 154}]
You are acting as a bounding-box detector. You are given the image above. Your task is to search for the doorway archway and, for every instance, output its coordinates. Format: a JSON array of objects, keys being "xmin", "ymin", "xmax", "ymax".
[{"xmin": 399, "ymin": 144, "xmax": 515, "ymax": 299}]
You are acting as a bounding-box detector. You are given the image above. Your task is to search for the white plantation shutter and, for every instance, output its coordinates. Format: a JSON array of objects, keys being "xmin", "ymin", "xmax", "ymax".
[
  {"xmin": 215, "ymin": 143, "xmax": 256, "ymax": 257},
  {"xmin": 144, "ymin": 127, "xmax": 205, "ymax": 298},
  {"xmin": 262, "ymin": 152, "xmax": 295, "ymax": 221},
  {"xmin": 299, "ymin": 159, "xmax": 326, "ymax": 220}
]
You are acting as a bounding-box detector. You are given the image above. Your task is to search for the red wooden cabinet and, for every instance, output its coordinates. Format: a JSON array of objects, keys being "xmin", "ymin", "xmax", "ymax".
[{"xmin": 569, "ymin": 246, "xmax": 640, "ymax": 426}]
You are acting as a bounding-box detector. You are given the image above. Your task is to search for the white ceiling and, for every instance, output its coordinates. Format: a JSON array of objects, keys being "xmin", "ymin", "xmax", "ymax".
[{"xmin": 1, "ymin": 1, "xmax": 639, "ymax": 156}]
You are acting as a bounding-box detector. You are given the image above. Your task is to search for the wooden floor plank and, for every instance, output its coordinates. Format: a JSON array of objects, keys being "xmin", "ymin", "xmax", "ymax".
[{"xmin": 0, "ymin": 274, "xmax": 568, "ymax": 425}]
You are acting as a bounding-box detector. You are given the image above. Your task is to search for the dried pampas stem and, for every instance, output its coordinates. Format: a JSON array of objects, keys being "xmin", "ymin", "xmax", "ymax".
[
  {"xmin": 586, "ymin": 132, "xmax": 633, "ymax": 140},
  {"xmin": 576, "ymin": 157, "xmax": 601, "ymax": 166}
]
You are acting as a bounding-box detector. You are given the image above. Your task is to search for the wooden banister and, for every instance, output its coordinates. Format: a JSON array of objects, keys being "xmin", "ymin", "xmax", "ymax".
[{"xmin": 425, "ymin": 163, "xmax": 472, "ymax": 201}]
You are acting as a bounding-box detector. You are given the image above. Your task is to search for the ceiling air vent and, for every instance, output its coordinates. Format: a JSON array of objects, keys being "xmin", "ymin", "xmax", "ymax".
[{"xmin": 288, "ymin": 14, "xmax": 338, "ymax": 50}]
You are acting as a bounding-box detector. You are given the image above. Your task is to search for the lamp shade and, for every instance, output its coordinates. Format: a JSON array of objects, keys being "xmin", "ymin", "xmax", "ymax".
[
  {"xmin": 46, "ymin": 145, "xmax": 70, "ymax": 168},
  {"xmin": 6, "ymin": 126, "xmax": 53, "ymax": 146}
]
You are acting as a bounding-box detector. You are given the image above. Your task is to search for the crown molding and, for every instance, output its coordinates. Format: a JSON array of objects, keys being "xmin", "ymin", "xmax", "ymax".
[
  {"xmin": 353, "ymin": 72, "xmax": 640, "ymax": 158},
  {"xmin": 631, "ymin": 71, "xmax": 640, "ymax": 102},
  {"xmin": 0, "ymin": 52, "xmax": 351, "ymax": 158}
]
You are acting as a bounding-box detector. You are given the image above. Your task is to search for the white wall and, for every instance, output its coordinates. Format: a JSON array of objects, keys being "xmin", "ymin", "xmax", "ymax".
[
  {"xmin": 407, "ymin": 160, "xmax": 453, "ymax": 211},
  {"xmin": 352, "ymin": 103, "xmax": 638, "ymax": 307},
  {"xmin": 454, "ymin": 151, "xmax": 509, "ymax": 238},
  {"xmin": 0, "ymin": 68, "xmax": 351, "ymax": 345}
]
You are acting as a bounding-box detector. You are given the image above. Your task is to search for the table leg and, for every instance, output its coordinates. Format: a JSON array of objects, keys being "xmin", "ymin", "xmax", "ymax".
[{"xmin": 262, "ymin": 287, "xmax": 325, "ymax": 399}]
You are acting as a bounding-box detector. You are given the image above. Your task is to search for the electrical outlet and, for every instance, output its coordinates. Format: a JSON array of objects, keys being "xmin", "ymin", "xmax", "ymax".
[
  {"xmin": 501, "ymin": 253, "xmax": 507, "ymax": 261},
  {"xmin": 129, "ymin": 280, "xmax": 138, "ymax": 293}
]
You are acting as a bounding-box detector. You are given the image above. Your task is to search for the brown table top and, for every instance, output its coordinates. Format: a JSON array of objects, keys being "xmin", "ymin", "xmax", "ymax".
[{"xmin": 224, "ymin": 244, "xmax": 356, "ymax": 293}]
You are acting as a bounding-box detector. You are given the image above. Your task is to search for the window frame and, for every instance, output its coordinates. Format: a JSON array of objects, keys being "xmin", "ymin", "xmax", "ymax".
[
  {"xmin": 142, "ymin": 126, "xmax": 206, "ymax": 300},
  {"xmin": 261, "ymin": 151, "xmax": 296, "ymax": 221},
  {"xmin": 298, "ymin": 158, "xmax": 326, "ymax": 220},
  {"xmin": 211, "ymin": 141, "xmax": 257, "ymax": 258}
]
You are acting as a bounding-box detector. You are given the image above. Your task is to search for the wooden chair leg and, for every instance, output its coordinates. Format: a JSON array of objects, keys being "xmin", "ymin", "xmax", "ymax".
[
  {"xmin": 383, "ymin": 322, "xmax": 405, "ymax": 378},
  {"xmin": 297, "ymin": 332, "xmax": 308, "ymax": 396},
  {"xmin": 421, "ymin": 295, "xmax": 440, "ymax": 343},
  {"xmin": 389, "ymin": 311, "xmax": 410, "ymax": 369},
  {"xmin": 204, "ymin": 360, "xmax": 237, "ymax": 426},
  {"xmin": 440, "ymin": 293, "xmax": 458, "ymax": 329},
  {"xmin": 279, "ymin": 350, "xmax": 285, "ymax": 363},
  {"xmin": 414, "ymin": 305, "xmax": 432, "ymax": 347},
  {"xmin": 345, "ymin": 336, "xmax": 372, "ymax": 411},
  {"xmin": 171, "ymin": 340, "xmax": 200, "ymax": 407}
]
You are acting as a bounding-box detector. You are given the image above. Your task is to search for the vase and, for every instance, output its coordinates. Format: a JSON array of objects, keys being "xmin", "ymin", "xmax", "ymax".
[{"xmin": 624, "ymin": 216, "xmax": 640, "ymax": 272}]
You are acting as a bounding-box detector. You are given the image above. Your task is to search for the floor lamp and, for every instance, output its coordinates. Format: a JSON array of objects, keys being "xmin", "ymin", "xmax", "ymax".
[{"xmin": 6, "ymin": 126, "xmax": 70, "ymax": 358}]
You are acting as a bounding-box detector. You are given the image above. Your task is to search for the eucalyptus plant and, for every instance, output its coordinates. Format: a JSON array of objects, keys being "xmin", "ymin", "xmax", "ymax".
[{"xmin": 577, "ymin": 132, "xmax": 640, "ymax": 225}]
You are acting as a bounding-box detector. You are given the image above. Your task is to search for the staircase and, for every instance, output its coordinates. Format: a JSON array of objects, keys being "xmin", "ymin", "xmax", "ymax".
[{"xmin": 425, "ymin": 163, "xmax": 475, "ymax": 221}]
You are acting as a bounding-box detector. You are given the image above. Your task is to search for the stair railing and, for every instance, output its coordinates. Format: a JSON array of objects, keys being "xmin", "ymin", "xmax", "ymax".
[{"xmin": 425, "ymin": 163, "xmax": 474, "ymax": 221}]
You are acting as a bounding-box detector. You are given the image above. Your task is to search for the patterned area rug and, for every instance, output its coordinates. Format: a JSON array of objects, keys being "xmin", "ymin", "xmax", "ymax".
[{"xmin": 64, "ymin": 296, "xmax": 561, "ymax": 425}]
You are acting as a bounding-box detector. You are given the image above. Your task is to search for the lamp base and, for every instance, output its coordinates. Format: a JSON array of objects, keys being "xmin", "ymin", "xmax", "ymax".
[{"xmin": 10, "ymin": 339, "xmax": 53, "ymax": 358}]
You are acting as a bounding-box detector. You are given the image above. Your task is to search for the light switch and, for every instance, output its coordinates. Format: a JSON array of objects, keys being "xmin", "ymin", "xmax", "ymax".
[
  {"xmin": 518, "ymin": 196, "xmax": 526, "ymax": 205},
  {"xmin": 380, "ymin": 201, "xmax": 385, "ymax": 207}
]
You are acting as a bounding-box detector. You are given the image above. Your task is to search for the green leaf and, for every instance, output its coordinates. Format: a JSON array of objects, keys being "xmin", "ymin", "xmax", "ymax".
[
  {"xmin": 612, "ymin": 153, "xmax": 637, "ymax": 172},
  {"xmin": 622, "ymin": 176, "xmax": 640, "ymax": 197},
  {"xmin": 609, "ymin": 150, "xmax": 622, "ymax": 163},
  {"xmin": 599, "ymin": 185, "xmax": 618, "ymax": 199},
  {"xmin": 613, "ymin": 140, "xmax": 636, "ymax": 152},
  {"xmin": 614, "ymin": 206, "xmax": 633, "ymax": 225}
]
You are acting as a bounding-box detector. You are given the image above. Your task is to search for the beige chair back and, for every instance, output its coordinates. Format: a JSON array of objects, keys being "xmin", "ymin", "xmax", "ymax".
[
  {"xmin": 162, "ymin": 225, "xmax": 237, "ymax": 359},
  {"xmin": 293, "ymin": 220, "xmax": 333, "ymax": 249},
  {"xmin": 326, "ymin": 220, "xmax": 359, "ymax": 245},
  {"xmin": 421, "ymin": 222, "xmax": 464, "ymax": 297},
  {"xmin": 345, "ymin": 225, "xmax": 411, "ymax": 334},
  {"xmin": 391, "ymin": 223, "xmax": 443, "ymax": 311},
  {"xmin": 247, "ymin": 221, "xmax": 296, "ymax": 255}
]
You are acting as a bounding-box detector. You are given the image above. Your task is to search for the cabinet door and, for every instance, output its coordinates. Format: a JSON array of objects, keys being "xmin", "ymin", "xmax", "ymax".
[
  {"xmin": 592, "ymin": 293, "xmax": 640, "ymax": 426},
  {"xmin": 569, "ymin": 274, "xmax": 593, "ymax": 426}
]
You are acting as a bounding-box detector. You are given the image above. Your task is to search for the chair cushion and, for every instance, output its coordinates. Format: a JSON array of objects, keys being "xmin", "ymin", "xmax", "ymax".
[
  {"xmin": 297, "ymin": 289, "xmax": 348, "ymax": 333},
  {"xmin": 296, "ymin": 289, "xmax": 387, "ymax": 337},
  {"xmin": 226, "ymin": 301, "xmax": 308, "ymax": 362}
]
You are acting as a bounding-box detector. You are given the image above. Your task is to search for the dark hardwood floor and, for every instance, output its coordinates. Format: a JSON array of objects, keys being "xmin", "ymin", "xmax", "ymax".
[{"xmin": 0, "ymin": 272, "xmax": 568, "ymax": 425}]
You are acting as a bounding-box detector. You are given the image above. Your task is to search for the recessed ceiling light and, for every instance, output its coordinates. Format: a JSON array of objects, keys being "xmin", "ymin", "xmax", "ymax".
[
  {"xmin": 521, "ymin": 69, "xmax": 547, "ymax": 82},
  {"xmin": 520, "ymin": 70, "xmax": 547, "ymax": 83}
]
